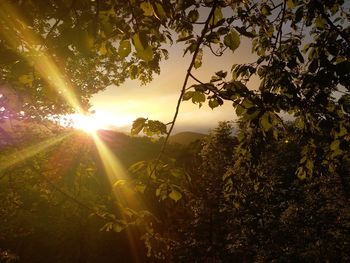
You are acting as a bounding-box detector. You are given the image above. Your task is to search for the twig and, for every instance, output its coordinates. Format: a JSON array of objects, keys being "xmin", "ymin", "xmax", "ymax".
[
  {"xmin": 314, "ymin": 0, "xmax": 350, "ymax": 46},
  {"xmin": 148, "ymin": 1, "xmax": 219, "ymax": 181}
]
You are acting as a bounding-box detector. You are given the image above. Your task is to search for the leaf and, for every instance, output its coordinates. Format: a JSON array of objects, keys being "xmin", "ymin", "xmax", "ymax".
[
  {"xmin": 210, "ymin": 7, "xmax": 223, "ymax": 26},
  {"xmin": 224, "ymin": 29, "xmax": 240, "ymax": 52},
  {"xmin": 194, "ymin": 48, "xmax": 203, "ymax": 69},
  {"xmin": 131, "ymin": 117, "xmax": 147, "ymax": 135},
  {"xmin": 99, "ymin": 42, "xmax": 108, "ymax": 55},
  {"xmin": 260, "ymin": 112, "xmax": 273, "ymax": 132},
  {"xmin": 140, "ymin": 1, "xmax": 153, "ymax": 16},
  {"xmin": 135, "ymin": 183, "xmax": 146, "ymax": 193},
  {"xmin": 330, "ymin": 140, "xmax": 340, "ymax": 151},
  {"xmin": 183, "ymin": 91, "xmax": 194, "ymax": 101},
  {"xmin": 170, "ymin": 169, "xmax": 184, "ymax": 178},
  {"xmin": 188, "ymin": 9, "xmax": 199, "ymax": 23},
  {"xmin": 113, "ymin": 220, "xmax": 126, "ymax": 233},
  {"xmin": 118, "ymin": 40, "xmax": 131, "ymax": 58},
  {"xmin": 192, "ymin": 91, "xmax": 205, "ymax": 104},
  {"xmin": 154, "ymin": 3, "xmax": 166, "ymax": 20},
  {"xmin": 296, "ymin": 167, "xmax": 307, "ymax": 180},
  {"xmin": 235, "ymin": 104, "xmax": 245, "ymax": 116},
  {"xmin": 209, "ymin": 99, "xmax": 220, "ymax": 109},
  {"xmin": 133, "ymin": 33, "xmax": 145, "ymax": 50},
  {"xmin": 114, "ymin": 179, "xmax": 126, "ymax": 188},
  {"xmin": 287, "ymin": 0, "xmax": 296, "ymax": 9},
  {"xmin": 169, "ymin": 189, "xmax": 182, "ymax": 202},
  {"xmin": 18, "ymin": 74, "xmax": 34, "ymax": 85},
  {"xmin": 137, "ymin": 46, "xmax": 153, "ymax": 62},
  {"xmin": 215, "ymin": 70, "xmax": 227, "ymax": 78}
]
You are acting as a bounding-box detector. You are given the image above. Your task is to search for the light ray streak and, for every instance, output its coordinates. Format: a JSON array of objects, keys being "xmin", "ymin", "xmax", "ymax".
[
  {"xmin": 92, "ymin": 132, "xmax": 144, "ymax": 262},
  {"xmin": 0, "ymin": 2, "xmax": 81, "ymax": 110},
  {"xmin": 0, "ymin": 133, "xmax": 69, "ymax": 173}
]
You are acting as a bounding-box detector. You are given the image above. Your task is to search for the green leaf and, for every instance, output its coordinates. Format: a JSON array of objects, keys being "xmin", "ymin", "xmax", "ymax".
[
  {"xmin": 188, "ymin": 9, "xmax": 199, "ymax": 23},
  {"xmin": 113, "ymin": 179, "xmax": 126, "ymax": 188},
  {"xmin": 131, "ymin": 117, "xmax": 147, "ymax": 135},
  {"xmin": 137, "ymin": 46, "xmax": 153, "ymax": 62},
  {"xmin": 215, "ymin": 70, "xmax": 227, "ymax": 78},
  {"xmin": 169, "ymin": 189, "xmax": 182, "ymax": 202},
  {"xmin": 18, "ymin": 74, "xmax": 34, "ymax": 85},
  {"xmin": 224, "ymin": 29, "xmax": 240, "ymax": 52},
  {"xmin": 296, "ymin": 167, "xmax": 307, "ymax": 180},
  {"xmin": 99, "ymin": 42, "xmax": 108, "ymax": 55},
  {"xmin": 194, "ymin": 48, "xmax": 203, "ymax": 69},
  {"xmin": 192, "ymin": 91, "xmax": 205, "ymax": 104},
  {"xmin": 261, "ymin": 5, "xmax": 270, "ymax": 16},
  {"xmin": 133, "ymin": 32, "xmax": 147, "ymax": 50},
  {"xmin": 140, "ymin": 1, "xmax": 153, "ymax": 16},
  {"xmin": 330, "ymin": 139, "xmax": 340, "ymax": 151},
  {"xmin": 183, "ymin": 91, "xmax": 194, "ymax": 101},
  {"xmin": 118, "ymin": 40, "xmax": 131, "ymax": 58},
  {"xmin": 260, "ymin": 112, "xmax": 273, "ymax": 132},
  {"xmin": 154, "ymin": 3, "xmax": 166, "ymax": 20},
  {"xmin": 235, "ymin": 104, "xmax": 245, "ymax": 116},
  {"xmin": 113, "ymin": 221, "xmax": 126, "ymax": 232},
  {"xmin": 209, "ymin": 99, "xmax": 220, "ymax": 109},
  {"xmin": 135, "ymin": 183, "xmax": 146, "ymax": 193},
  {"xmin": 210, "ymin": 7, "xmax": 223, "ymax": 26},
  {"xmin": 287, "ymin": 0, "xmax": 296, "ymax": 9}
]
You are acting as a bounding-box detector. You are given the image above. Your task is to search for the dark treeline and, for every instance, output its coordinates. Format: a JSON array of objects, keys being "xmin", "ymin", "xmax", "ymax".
[{"xmin": 1, "ymin": 121, "xmax": 349, "ymax": 262}]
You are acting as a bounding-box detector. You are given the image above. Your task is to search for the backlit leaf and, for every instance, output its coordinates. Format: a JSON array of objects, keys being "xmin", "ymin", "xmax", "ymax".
[
  {"xmin": 224, "ymin": 29, "xmax": 240, "ymax": 52},
  {"xmin": 131, "ymin": 117, "xmax": 147, "ymax": 135},
  {"xmin": 118, "ymin": 40, "xmax": 131, "ymax": 58},
  {"xmin": 140, "ymin": 1, "xmax": 153, "ymax": 16},
  {"xmin": 169, "ymin": 189, "xmax": 182, "ymax": 202},
  {"xmin": 194, "ymin": 49, "xmax": 203, "ymax": 69}
]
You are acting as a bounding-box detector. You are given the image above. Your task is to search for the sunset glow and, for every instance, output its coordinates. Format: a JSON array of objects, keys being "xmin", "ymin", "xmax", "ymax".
[{"xmin": 70, "ymin": 111, "xmax": 134, "ymax": 133}]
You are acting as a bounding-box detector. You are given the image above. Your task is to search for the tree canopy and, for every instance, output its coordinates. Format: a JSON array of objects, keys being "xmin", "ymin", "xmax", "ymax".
[{"xmin": 1, "ymin": 0, "xmax": 350, "ymax": 261}]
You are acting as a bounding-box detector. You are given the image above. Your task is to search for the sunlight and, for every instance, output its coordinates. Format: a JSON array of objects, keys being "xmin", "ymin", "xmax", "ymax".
[
  {"xmin": 91, "ymin": 132, "xmax": 127, "ymax": 182},
  {"xmin": 0, "ymin": 2, "xmax": 81, "ymax": 110},
  {"xmin": 0, "ymin": 133, "xmax": 69, "ymax": 173},
  {"xmin": 69, "ymin": 111, "xmax": 133, "ymax": 133},
  {"xmin": 71, "ymin": 114, "xmax": 102, "ymax": 134},
  {"xmin": 91, "ymin": 132, "xmax": 145, "ymax": 261}
]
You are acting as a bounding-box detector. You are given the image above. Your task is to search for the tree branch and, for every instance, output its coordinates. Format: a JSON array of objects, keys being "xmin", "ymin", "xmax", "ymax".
[
  {"xmin": 148, "ymin": 1, "xmax": 219, "ymax": 180},
  {"xmin": 314, "ymin": 0, "xmax": 350, "ymax": 46}
]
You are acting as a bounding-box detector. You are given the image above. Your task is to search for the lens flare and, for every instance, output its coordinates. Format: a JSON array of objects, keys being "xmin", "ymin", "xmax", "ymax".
[{"xmin": 0, "ymin": 133, "xmax": 69, "ymax": 173}]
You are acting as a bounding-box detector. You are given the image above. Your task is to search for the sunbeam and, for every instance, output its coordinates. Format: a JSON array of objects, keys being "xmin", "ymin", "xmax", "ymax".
[
  {"xmin": 92, "ymin": 132, "xmax": 127, "ymax": 184},
  {"xmin": 0, "ymin": 2, "xmax": 81, "ymax": 111},
  {"xmin": 0, "ymin": 132, "xmax": 70, "ymax": 173},
  {"xmin": 91, "ymin": 132, "xmax": 145, "ymax": 262}
]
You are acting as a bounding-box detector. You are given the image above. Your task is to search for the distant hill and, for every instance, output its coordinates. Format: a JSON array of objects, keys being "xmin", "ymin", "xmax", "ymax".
[{"xmin": 169, "ymin": 131, "xmax": 206, "ymax": 145}]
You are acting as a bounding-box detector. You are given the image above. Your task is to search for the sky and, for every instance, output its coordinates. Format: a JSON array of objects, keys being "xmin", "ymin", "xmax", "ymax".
[{"xmin": 90, "ymin": 37, "xmax": 257, "ymax": 134}]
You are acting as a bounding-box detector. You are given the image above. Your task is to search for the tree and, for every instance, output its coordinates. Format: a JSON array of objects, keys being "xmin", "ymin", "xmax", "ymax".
[
  {"xmin": 1, "ymin": 0, "xmax": 350, "ymax": 261},
  {"xmin": 1, "ymin": 0, "xmax": 349, "ymax": 160}
]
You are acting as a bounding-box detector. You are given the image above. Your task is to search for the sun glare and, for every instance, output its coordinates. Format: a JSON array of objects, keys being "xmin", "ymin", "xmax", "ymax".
[
  {"xmin": 69, "ymin": 111, "xmax": 132, "ymax": 134},
  {"xmin": 71, "ymin": 114, "xmax": 104, "ymax": 134}
]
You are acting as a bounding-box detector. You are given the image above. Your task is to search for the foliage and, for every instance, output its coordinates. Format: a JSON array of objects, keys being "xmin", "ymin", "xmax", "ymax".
[{"xmin": 1, "ymin": 0, "xmax": 350, "ymax": 261}]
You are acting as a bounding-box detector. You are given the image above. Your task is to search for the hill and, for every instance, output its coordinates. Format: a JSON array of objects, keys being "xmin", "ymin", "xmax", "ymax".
[{"xmin": 169, "ymin": 131, "xmax": 206, "ymax": 145}]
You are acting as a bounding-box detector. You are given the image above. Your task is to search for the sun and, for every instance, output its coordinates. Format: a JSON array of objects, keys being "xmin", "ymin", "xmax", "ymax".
[
  {"xmin": 71, "ymin": 113, "xmax": 107, "ymax": 134},
  {"xmin": 66, "ymin": 110, "xmax": 134, "ymax": 134}
]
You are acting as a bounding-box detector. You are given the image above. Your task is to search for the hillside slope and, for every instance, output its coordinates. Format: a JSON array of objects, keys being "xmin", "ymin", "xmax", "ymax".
[{"xmin": 169, "ymin": 131, "xmax": 206, "ymax": 145}]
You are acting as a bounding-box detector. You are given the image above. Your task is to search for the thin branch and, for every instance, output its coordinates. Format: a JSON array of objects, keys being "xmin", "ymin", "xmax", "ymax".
[
  {"xmin": 261, "ymin": 0, "xmax": 287, "ymax": 92},
  {"xmin": 41, "ymin": 0, "xmax": 77, "ymax": 49},
  {"xmin": 148, "ymin": 1, "xmax": 219, "ymax": 180},
  {"xmin": 314, "ymin": 0, "xmax": 350, "ymax": 46}
]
